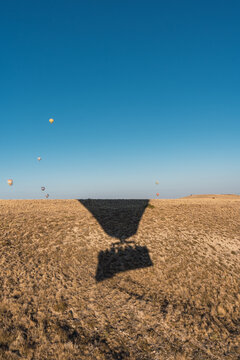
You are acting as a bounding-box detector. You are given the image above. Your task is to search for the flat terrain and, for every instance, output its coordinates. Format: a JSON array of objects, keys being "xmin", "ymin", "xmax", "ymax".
[
  {"xmin": 0, "ymin": 197, "xmax": 240, "ymax": 359},
  {"xmin": 181, "ymin": 195, "xmax": 240, "ymax": 199}
]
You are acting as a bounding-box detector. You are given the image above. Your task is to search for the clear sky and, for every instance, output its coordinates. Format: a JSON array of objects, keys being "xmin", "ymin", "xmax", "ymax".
[{"xmin": 0, "ymin": 0, "xmax": 239, "ymax": 199}]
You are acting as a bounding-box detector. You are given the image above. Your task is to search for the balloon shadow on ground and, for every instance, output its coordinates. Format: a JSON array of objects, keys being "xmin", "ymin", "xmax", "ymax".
[{"xmin": 78, "ymin": 199, "xmax": 153, "ymax": 282}]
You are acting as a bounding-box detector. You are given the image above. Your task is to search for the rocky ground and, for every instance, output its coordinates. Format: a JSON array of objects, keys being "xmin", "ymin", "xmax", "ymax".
[{"xmin": 0, "ymin": 196, "xmax": 239, "ymax": 359}]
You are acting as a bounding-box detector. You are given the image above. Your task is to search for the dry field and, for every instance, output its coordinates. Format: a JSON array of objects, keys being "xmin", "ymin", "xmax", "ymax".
[{"xmin": 0, "ymin": 196, "xmax": 240, "ymax": 360}]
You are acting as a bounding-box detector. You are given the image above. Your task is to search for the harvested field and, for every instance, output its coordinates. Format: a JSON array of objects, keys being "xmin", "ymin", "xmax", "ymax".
[{"xmin": 0, "ymin": 197, "xmax": 240, "ymax": 359}]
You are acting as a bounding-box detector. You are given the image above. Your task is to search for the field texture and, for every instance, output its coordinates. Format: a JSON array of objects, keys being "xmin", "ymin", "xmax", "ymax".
[{"xmin": 0, "ymin": 197, "xmax": 240, "ymax": 359}]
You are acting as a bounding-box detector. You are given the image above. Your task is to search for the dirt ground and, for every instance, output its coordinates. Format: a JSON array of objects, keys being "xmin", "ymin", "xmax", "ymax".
[{"xmin": 0, "ymin": 196, "xmax": 239, "ymax": 359}]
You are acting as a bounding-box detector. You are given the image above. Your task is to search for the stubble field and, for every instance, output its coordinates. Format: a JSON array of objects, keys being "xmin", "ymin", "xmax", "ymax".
[{"xmin": 0, "ymin": 196, "xmax": 239, "ymax": 359}]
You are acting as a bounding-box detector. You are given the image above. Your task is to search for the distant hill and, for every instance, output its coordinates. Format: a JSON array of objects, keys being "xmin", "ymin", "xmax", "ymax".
[{"xmin": 181, "ymin": 194, "xmax": 240, "ymax": 199}]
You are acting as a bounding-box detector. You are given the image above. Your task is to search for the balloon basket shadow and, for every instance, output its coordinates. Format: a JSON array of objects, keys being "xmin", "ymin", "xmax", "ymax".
[{"xmin": 95, "ymin": 242, "xmax": 153, "ymax": 282}]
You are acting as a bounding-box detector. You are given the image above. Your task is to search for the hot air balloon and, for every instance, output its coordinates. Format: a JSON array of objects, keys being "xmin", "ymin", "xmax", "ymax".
[
  {"xmin": 37, "ymin": 157, "xmax": 42, "ymax": 161},
  {"xmin": 156, "ymin": 193, "xmax": 159, "ymax": 197},
  {"xmin": 41, "ymin": 186, "xmax": 45, "ymax": 191},
  {"xmin": 49, "ymin": 118, "xmax": 54, "ymax": 124},
  {"xmin": 8, "ymin": 179, "xmax": 13, "ymax": 186},
  {"xmin": 45, "ymin": 194, "xmax": 49, "ymax": 198},
  {"xmin": 155, "ymin": 181, "xmax": 159, "ymax": 185}
]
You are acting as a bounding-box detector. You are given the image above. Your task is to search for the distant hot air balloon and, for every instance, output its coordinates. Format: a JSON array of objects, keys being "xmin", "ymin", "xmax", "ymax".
[
  {"xmin": 8, "ymin": 179, "xmax": 13, "ymax": 186},
  {"xmin": 37, "ymin": 157, "xmax": 42, "ymax": 161},
  {"xmin": 49, "ymin": 118, "xmax": 54, "ymax": 124},
  {"xmin": 41, "ymin": 186, "xmax": 45, "ymax": 191},
  {"xmin": 45, "ymin": 194, "xmax": 49, "ymax": 198},
  {"xmin": 155, "ymin": 181, "xmax": 159, "ymax": 185},
  {"xmin": 156, "ymin": 193, "xmax": 159, "ymax": 197}
]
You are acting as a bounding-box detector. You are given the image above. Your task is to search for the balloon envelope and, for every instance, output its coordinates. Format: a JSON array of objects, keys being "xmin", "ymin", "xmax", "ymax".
[
  {"xmin": 41, "ymin": 187, "xmax": 45, "ymax": 191},
  {"xmin": 8, "ymin": 179, "xmax": 13, "ymax": 186},
  {"xmin": 45, "ymin": 194, "xmax": 49, "ymax": 198},
  {"xmin": 156, "ymin": 193, "xmax": 159, "ymax": 196},
  {"xmin": 37, "ymin": 157, "xmax": 41, "ymax": 161},
  {"xmin": 155, "ymin": 181, "xmax": 159, "ymax": 184},
  {"xmin": 49, "ymin": 118, "xmax": 54, "ymax": 124}
]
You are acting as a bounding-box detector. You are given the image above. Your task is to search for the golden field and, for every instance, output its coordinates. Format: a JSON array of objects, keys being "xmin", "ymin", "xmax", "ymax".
[{"xmin": 0, "ymin": 196, "xmax": 239, "ymax": 359}]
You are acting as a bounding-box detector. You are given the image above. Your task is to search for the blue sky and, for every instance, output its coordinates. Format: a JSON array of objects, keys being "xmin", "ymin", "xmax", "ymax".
[{"xmin": 0, "ymin": 0, "xmax": 239, "ymax": 199}]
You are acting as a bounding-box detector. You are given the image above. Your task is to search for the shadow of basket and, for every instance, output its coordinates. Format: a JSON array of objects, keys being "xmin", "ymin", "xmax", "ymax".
[{"xmin": 95, "ymin": 244, "xmax": 153, "ymax": 282}]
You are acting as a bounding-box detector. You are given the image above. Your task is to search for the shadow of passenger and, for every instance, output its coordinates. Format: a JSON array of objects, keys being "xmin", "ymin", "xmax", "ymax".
[
  {"xmin": 77, "ymin": 199, "xmax": 153, "ymax": 281},
  {"xmin": 95, "ymin": 244, "xmax": 153, "ymax": 282}
]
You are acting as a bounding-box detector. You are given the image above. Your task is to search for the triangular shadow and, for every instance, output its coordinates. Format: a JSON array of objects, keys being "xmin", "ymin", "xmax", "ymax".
[
  {"xmin": 78, "ymin": 199, "xmax": 149, "ymax": 241},
  {"xmin": 77, "ymin": 199, "xmax": 153, "ymax": 282}
]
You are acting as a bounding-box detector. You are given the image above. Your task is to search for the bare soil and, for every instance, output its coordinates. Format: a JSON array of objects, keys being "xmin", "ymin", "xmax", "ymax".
[{"xmin": 0, "ymin": 197, "xmax": 240, "ymax": 359}]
